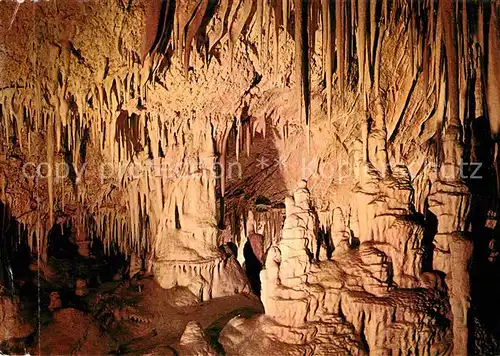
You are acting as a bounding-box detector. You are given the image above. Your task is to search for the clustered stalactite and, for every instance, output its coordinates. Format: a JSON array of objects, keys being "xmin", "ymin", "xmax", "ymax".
[
  {"xmin": 0, "ymin": 1, "xmax": 500, "ymax": 354},
  {"xmin": 0, "ymin": 0, "xmax": 499, "ymax": 273}
]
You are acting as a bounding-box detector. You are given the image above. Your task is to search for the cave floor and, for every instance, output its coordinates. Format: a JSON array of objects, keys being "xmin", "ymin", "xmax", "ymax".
[{"xmin": 21, "ymin": 275, "xmax": 263, "ymax": 355}]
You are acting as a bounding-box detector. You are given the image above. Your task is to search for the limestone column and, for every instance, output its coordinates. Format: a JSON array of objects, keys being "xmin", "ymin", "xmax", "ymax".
[{"xmin": 428, "ymin": 128, "xmax": 471, "ymax": 356}]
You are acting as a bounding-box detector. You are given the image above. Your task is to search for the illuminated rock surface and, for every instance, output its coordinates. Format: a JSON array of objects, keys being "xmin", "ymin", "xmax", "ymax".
[{"xmin": 0, "ymin": 0, "xmax": 499, "ymax": 354}]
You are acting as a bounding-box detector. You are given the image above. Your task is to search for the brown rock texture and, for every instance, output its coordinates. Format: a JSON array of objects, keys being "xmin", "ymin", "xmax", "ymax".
[{"xmin": 0, "ymin": 0, "xmax": 498, "ymax": 354}]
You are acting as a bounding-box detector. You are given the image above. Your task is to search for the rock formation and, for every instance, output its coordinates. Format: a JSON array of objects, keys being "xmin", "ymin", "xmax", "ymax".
[
  {"xmin": 0, "ymin": 0, "xmax": 498, "ymax": 354},
  {"xmin": 0, "ymin": 293, "xmax": 33, "ymax": 343},
  {"xmin": 177, "ymin": 321, "xmax": 217, "ymax": 356},
  {"xmin": 247, "ymin": 180, "xmax": 449, "ymax": 354}
]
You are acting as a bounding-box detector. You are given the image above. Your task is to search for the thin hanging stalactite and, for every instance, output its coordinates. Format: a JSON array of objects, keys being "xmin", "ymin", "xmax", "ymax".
[
  {"xmin": 369, "ymin": 0, "xmax": 377, "ymax": 71},
  {"xmin": 373, "ymin": 16, "xmax": 386, "ymax": 95},
  {"xmin": 274, "ymin": 0, "xmax": 282, "ymax": 77},
  {"xmin": 357, "ymin": 0, "xmax": 368, "ymax": 95},
  {"xmin": 345, "ymin": 0, "xmax": 351, "ymax": 89},
  {"xmin": 326, "ymin": 0, "xmax": 333, "ymax": 124},
  {"xmin": 294, "ymin": 0, "xmax": 309, "ymax": 133},
  {"xmin": 45, "ymin": 115, "xmax": 54, "ymax": 264},
  {"xmin": 441, "ymin": 0, "xmax": 461, "ymax": 131},
  {"xmin": 422, "ymin": 18, "xmax": 431, "ymax": 95},
  {"xmin": 218, "ymin": 126, "xmax": 231, "ymax": 229},
  {"xmin": 409, "ymin": 8, "xmax": 415, "ymax": 77},
  {"xmin": 265, "ymin": 0, "xmax": 271, "ymax": 62},
  {"xmin": 256, "ymin": 0, "xmax": 264, "ymax": 60},
  {"xmin": 283, "ymin": 0, "xmax": 289, "ymax": 37},
  {"xmin": 321, "ymin": 0, "xmax": 329, "ymax": 75},
  {"xmin": 434, "ymin": 2, "xmax": 443, "ymax": 108},
  {"xmin": 336, "ymin": 0, "xmax": 345, "ymax": 107},
  {"xmin": 308, "ymin": 0, "xmax": 318, "ymax": 56}
]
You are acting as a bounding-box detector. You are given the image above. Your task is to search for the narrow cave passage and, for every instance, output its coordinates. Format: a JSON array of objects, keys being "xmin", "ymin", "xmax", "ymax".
[
  {"xmin": 219, "ymin": 116, "xmax": 288, "ymax": 298},
  {"xmin": 242, "ymin": 216, "xmax": 266, "ymax": 297},
  {"xmin": 0, "ymin": 202, "xmax": 32, "ymax": 295}
]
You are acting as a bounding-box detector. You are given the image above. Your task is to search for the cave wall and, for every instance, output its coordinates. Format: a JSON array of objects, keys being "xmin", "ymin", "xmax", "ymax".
[{"xmin": 1, "ymin": 0, "xmax": 500, "ymax": 353}]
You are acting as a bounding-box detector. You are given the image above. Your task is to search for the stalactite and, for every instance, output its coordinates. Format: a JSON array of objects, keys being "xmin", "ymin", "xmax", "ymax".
[
  {"xmin": 185, "ymin": 0, "xmax": 209, "ymax": 78},
  {"xmin": 283, "ymin": 0, "xmax": 288, "ymax": 37},
  {"xmin": 149, "ymin": 0, "xmax": 172, "ymax": 58},
  {"xmin": 273, "ymin": 0, "xmax": 281, "ymax": 76},
  {"xmin": 265, "ymin": 0, "xmax": 272, "ymax": 63},
  {"xmin": 458, "ymin": 0, "xmax": 469, "ymax": 129},
  {"xmin": 3, "ymin": 95, "xmax": 10, "ymax": 146},
  {"xmin": 423, "ymin": 39, "xmax": 430, "ymax": 94},
  {"xmin": 478, "ymin": 1, "xmax": 484, "ymax": 56},
  {"xmin": 336, "ymin": 0, "xmax": 345, "ymax": 106},
  {"xmin": 235, "ymin": 119, "xmax": 240, "ymax": 161},
  {"xmin": 487, "ymin": 0, "xmax": 500, "ymax": 196},
  {"xmin": 357, "ymin": 0, "xmax": 368, "ymax": 94},
  {"xmin": 257, "ymin": 0, "xmax": 264, "ymax": 60},
  {"xmin": 409, "ymin": 10, "xmax": 415, "ymax": 78},
  {"xmin": 434, "ymin": 3, "xmax": 443, "ymax": 105},
  {"xmin": 1, "ymin": 0, "xmax": 496, "ymax": 300},
  {"xmin": 14, "ymin": 98, "xmax": 23, "ymax": 151},
  {"xmin": 308, "ymin": 0, "xmax": 318, "ymax": 56},
  {"xmin": 383, "ymin": 0, "xmax": 388, "ymax": 26},
  {"xmin": 369, "ymin": 0, "xmax": 377, "ymax": 70},
  {"xmin": 209, "ymin": 0, "xmax": 231, "ymax": 55},
  {"xmin": 245, "ymin": 121, "xmax": 251, "ymax": 156},
  {"xmin": 293, "ymin": 0, "xmax": 309, "ymax": 140},
  {"xmin": 373, "ymin": 21, "xmax": 386, "ymax": 95},
  {"xmin": 460, "ymin": 1, "xmax": 468, "ymax": 77},
  {"xmin": 321, "ymin": 0, "xmax": 329, "ymax": 75},
  {"xmin": 326, "ymin": 0, "xmax": 332, "ymax": 124},
  {"xmin": 177, "ymin": 1, "xmax": 200, "ymax": 61},
  {"xmin": 218, "ymin": 127, "xmax": 231, "ymax": 228},
  {"xmin": 441, "ymin": 0, "xmax": 461, "ymax": 131},
  {"xmin": 46, "ymin": 116, "xmax": 54, "ymax": 263},
  {"xmin": 229, "ymin": 0, "xmax": 254, "ymax": 68}
]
